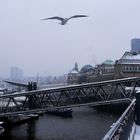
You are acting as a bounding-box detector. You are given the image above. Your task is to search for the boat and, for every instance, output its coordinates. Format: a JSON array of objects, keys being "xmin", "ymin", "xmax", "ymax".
[{"xmin": 46, "ymin": 108, "xmax": 73, "ymax": 117}]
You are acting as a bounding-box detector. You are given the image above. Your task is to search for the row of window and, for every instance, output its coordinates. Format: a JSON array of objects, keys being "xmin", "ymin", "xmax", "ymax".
[{"xmin": 123, "ymin": 66, "xmax": 140, "ymax": 72}]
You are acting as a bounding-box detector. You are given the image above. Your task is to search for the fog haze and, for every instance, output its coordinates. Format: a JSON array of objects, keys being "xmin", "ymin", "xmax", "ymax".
[{"xmin": 0, "ymin": 0, "xmax": 140, "ymax": 77}]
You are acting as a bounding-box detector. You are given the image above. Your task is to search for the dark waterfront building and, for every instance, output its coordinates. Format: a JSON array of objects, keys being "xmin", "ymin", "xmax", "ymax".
[
  {"xmin": 114, "ymin": 51, "xmax": 140, "ymax": 79},
  {"xmin": 67, "ymin": 61, "xmax": 115, "ymax": 84},
  {"xmin": 67, "ymin": 39, "xmax": 140, "ymax": 84},
  {"xmin": 114, "ymin": 39, "xmax": 140, "ymax": 79}
]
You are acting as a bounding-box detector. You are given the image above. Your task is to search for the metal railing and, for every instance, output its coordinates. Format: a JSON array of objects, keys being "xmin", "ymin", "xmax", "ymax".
[{"xmin": 102, "ymin": 99, "xmax": 136, "ymax": 140}]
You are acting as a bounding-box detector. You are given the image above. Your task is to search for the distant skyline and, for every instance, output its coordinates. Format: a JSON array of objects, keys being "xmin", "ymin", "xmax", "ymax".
[{"xmin": 0, "ymin": 0, "xmax": 140, "ymax": 77}]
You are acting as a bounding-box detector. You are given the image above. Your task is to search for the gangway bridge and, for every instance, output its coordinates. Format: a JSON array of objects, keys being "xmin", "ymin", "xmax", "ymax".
[{"xmin": 0, "ymin": 77, "xmax": 140, "ymax": 117}]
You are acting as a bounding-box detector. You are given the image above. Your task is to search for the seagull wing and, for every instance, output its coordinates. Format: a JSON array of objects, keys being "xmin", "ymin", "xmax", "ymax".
[
  {"xmin": 41, "ymin": 17, "xmax": 64, "ymax": 21},
  {"xmin": 68, "ymin": 15, "xmax": 88, "ymax": 20}
]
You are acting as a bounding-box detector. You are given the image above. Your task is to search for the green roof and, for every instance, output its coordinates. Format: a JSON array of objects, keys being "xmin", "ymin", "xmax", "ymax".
[
  {"xmin": 102, "ymin": 60, "xmax": 114, "ymax": 65},
  {"xmin": 80, "ymin": 65, "xmax": 93, "ymax": 73}
]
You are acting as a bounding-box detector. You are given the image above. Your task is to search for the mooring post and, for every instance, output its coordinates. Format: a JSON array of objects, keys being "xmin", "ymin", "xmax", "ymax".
[{"xmin": 27, "ymin": 82, "xmax": 38, "ymax": 109}]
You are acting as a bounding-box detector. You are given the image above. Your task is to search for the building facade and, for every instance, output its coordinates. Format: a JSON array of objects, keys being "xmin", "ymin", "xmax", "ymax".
[
  {"xmin": 10, "ymin": 67, "xmax": 23, "ymax": 81},
  {"xmin": 114, "ymin": 52, "xmax": 140, "ymax": 79},
  {"xmin": 67, "ymin": 63, "xmax": 79, "ymax": 84},
  {"xmin": 97, "ymin": 60, "xmax": 114, "ymax": 74},
  {"xmin": 95, "ymin": 60, "xmax": 115, "ymax": 81},
  {"xmin": 79, "ymin": 64, "xmax": 95, "ymax": 83}
]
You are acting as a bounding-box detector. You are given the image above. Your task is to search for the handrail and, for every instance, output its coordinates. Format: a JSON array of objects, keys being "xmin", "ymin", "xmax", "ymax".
[{"xmin": 102, "ymin": 98, "xmax": 136, "ymax": 140}]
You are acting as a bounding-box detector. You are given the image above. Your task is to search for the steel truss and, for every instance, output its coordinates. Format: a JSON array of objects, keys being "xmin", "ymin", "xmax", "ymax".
[{"xmin": 0, "ymin": 77, "xmax": 140, "ymax": 116}]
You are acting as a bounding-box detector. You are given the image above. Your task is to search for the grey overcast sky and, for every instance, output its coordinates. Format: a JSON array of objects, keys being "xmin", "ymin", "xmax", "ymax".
[{"xmin": 0, "ymin": 0, "xmax": 140, "ymax": 77}]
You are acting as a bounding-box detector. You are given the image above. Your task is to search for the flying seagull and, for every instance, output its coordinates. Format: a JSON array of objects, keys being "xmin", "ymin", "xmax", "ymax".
[{"xmin": 41, "ymin": 15, "xmax": 88, "ymax": 25}]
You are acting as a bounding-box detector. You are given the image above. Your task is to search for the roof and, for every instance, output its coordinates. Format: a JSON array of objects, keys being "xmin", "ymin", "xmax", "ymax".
[
  {"xmin": 117, "ymin": 51, "xmax": 140, "ymax": 65},
  {"xmin": 3, "ymin": 80, "xmax": 28, "ymax": 87},
  {"xmin": 80, "ymin": 65, "xmax": 93, "ymax": 73},
  {"xmin": 70, "ymin": 69, "xmax": 79, "ymax": 74},
  {"xmin": 122, "ymin": 52, "xmax": 140, "ymax": 59},
  {"xmin": 102, "ymin": 60, "xmax": 114, "ymax": 65}
]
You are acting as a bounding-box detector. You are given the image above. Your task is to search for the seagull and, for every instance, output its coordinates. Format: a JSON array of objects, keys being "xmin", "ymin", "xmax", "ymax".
[{"xmin": 41, "ymin": 15, "xmax": 88, "ymax": 25}]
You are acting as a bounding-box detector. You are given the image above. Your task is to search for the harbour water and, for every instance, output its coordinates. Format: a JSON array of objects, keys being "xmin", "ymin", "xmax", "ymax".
[{"xmin": 0, "ymin": 106, "xmax": 124, "ymax": 140}]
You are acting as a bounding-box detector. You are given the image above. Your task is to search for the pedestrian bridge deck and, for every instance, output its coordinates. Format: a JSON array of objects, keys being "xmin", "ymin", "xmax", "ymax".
[{"xmin": 0, "ymin": 77, "xmax": 140, "ymax": 116}]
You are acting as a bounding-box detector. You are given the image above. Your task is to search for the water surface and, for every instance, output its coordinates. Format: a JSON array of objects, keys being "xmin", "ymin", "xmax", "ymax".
[{"xmin": 1, "ymin": 106, "xmax": 123, "ymax": 140}]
